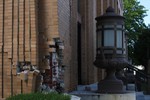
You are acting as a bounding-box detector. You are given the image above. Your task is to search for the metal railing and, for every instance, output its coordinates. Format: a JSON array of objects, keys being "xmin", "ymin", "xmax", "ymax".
[{"xmin": 124, "ymin": 64, "xmax": 150, "ymax": 91}]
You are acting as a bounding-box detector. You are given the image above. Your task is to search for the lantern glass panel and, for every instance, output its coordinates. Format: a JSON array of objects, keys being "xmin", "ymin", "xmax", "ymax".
[
  {"xmin": 104, "ymin": 30, "xmax": 114, "ymax": 47},
  {"xmin": 117, "ymin": 25, "xmax": 122, "ymax": 28},
  {"xmin": 97, "ymin": 31, "xmax": 102, "ymax": 48},
  {"xmin": 117, "ymin": 30, "xmax": 122, "ymax": 48},
  {"xmin": 104, "ymin": 25, "xmax": 114, "ymax": 28}
]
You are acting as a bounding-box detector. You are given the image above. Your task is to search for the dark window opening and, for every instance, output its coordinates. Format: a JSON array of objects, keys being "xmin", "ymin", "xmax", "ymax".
[{"xmin": 77, "ymin": 22, "xmax": 82, "ymax": 84}]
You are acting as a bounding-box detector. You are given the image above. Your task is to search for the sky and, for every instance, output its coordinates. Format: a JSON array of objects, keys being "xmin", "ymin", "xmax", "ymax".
[{"xmin": 139, "ymin": 0, "xmax": 150, "ymax": 26}]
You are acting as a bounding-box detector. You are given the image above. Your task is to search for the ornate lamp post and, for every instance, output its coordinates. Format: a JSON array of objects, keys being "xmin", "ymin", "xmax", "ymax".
[{"xmin": 94, "ymin": 6, "xmax": 128, "ymax": 93}]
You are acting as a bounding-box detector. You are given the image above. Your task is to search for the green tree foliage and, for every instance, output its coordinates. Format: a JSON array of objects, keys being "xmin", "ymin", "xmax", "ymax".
[
  {"xmin": 123, "ymin": 0, "xmax": 147, "ymax": 61},
  {"xmin": 134, "ymin": 29, "xmax": 150, "ymax": 71}
]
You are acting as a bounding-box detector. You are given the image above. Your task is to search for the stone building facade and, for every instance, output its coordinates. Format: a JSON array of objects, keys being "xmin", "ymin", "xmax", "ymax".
[{"xmin": 0, "ymin": 0, "xmax": 123, "ymax": 98}]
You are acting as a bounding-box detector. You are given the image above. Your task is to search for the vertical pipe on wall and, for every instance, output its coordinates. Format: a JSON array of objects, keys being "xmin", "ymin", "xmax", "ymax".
[
  {"xmin": 23, "ymin": 0, "xmax": 25, "ymax": 61},
  {"xmin": 17, "ymin": 0, "xmax": 19, "ymax": 63},
  {"xmin": 11, "ymin": 0, "xmax": 14, "ymax": 96},
  {"xmin": 29, "ymin": 0, "xmax": 31, "ymax": 62},
  {"xmin": 2, "ymin": 0, "xmax": 5, "ymax": 98}
]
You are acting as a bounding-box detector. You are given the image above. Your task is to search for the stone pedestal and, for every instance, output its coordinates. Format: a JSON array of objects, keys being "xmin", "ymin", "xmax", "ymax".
[
  {"xmin": 98, "ymin": 79, "xmax": 124, "ymax": 93},
  {"xmin": 71, "ymin": 83, "xmax": 135, "ymax": 100},
  {"xmin": 99, "ymin": 93, "xmax": 135, "ymax": 100},
  {"xmin": 75, "ymin": 92, "xmax": 135, "ymax": 100}
]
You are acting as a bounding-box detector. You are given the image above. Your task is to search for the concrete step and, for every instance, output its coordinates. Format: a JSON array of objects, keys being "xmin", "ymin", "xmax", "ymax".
[
  {"xmin": 144, "ymin": 95, "xmax": 150, "ymax": 100},
  {"xmin": 75, "ymin": 84, "xmax": 150, "ymax": 100},
  {"xmin": 127, "ymin": 84, "xmax": 136, "ymax": 91},
  {"xmin": 136, "ymin": 92, "xmax": 145, "ymax": 100},
  {"xmin": 77, "ymin": 83, "xmax": 97, "ymax": 91}
]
